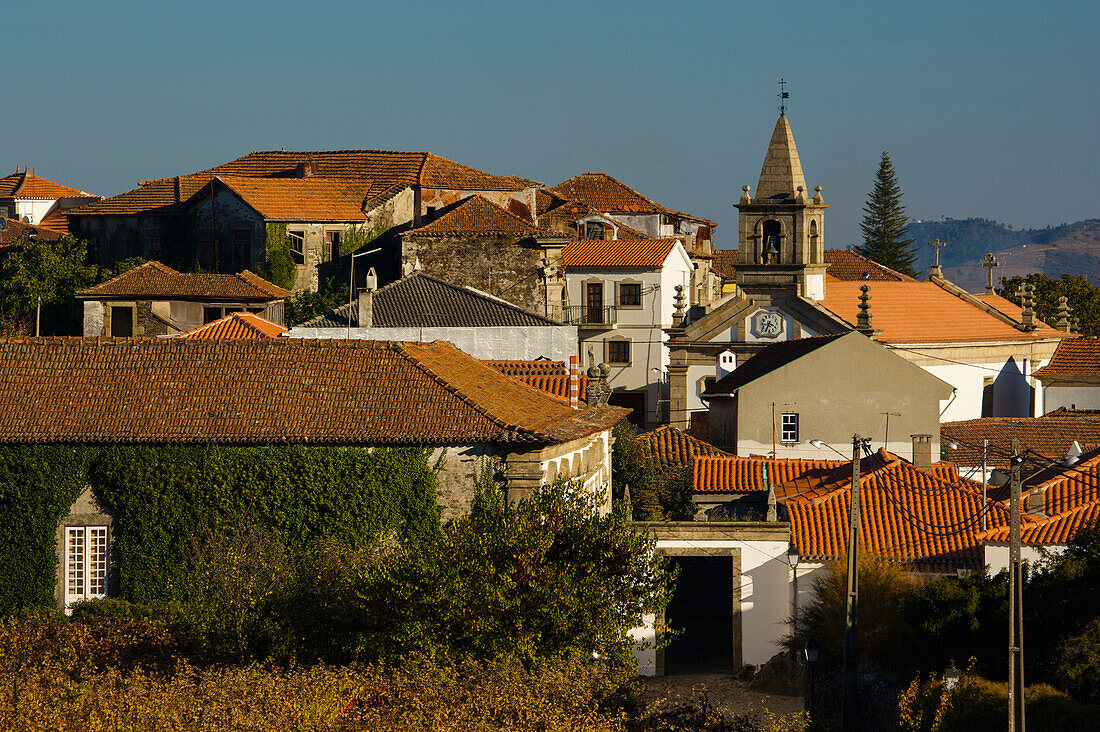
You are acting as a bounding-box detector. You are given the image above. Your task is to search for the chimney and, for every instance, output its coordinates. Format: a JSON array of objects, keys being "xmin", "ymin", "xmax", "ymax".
[
  {"xmin": 911, "ymin": 434, "xmax": 932, "ymax": 469},
  {"xmin": 357, "ymin": 268, "xmax": 378, "ymax": 327},
  {"xmin": 568, "ymin": 355, "xmax": 579, "ymax": 408},
  {"xmin": 1026, "ymin": 487, "xmax": 1046, "ymax": 519}
]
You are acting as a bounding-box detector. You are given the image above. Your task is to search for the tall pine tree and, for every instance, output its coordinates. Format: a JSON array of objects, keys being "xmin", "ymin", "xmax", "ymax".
[{"xmin": 855, "ymin": 151, "xmax": 917, "ymax": 277}]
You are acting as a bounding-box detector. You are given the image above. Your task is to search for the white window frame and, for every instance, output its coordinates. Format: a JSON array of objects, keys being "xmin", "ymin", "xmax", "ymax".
[
  {"xmin": 64, "ymin": 525, "xmax": 108, "ymax": 612},
  {"xmin": 288, "ymin": 230, "xmax": 306, "ymax": 265},
  {"xmin": 780, "ymin": 413, "xmax": 799, "ymax": 443}
]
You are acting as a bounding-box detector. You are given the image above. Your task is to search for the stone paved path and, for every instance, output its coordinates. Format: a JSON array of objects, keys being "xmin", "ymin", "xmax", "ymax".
[{"xmin": 637, "ymin": 674, "xmax": 805, "ymax": 724}]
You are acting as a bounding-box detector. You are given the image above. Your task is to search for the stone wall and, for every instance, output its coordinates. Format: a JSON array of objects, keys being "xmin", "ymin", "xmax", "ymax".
[{"xmin": 401, "ymin": 233, "xmax": 548, "ymax": 315}]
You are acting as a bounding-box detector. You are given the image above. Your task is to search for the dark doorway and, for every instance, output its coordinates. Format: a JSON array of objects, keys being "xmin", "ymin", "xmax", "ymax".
[
  {"xmin": 585, "ymin": 282, "xmax": 603, "ymax": 323},
  {"xmin": 608, "ymin": 390, "xmax": 646, "ymax": 427},
  {"xmin": 663, "ymin": 556, "xmax": 734, "ymax": 674}
]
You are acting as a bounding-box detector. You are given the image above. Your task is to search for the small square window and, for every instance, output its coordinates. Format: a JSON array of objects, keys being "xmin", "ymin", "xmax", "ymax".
[
  {"xmin": 619, "ymin": 283, "xmax": 642, "ymax": 307},
  {"xmin": 288, "ymin": 231, "xmax": 305, "ymax": 265},
  {"xmin": 607, "ymin": 340, "xmax": 631, "ymax": 365},
  {"xmin": 781, "ymin": 413, "xmax": 799, "ymax": 443}
]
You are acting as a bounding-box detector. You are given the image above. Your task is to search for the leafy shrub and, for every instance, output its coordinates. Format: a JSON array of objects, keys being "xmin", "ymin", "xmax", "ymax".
[
  {"xmin": 1053, "ymin": 617, "xmax": 1100, "ymax": 704},
  {"xmin": 69, "ymin": 598, "xmax": 159, "ymax": 624}
]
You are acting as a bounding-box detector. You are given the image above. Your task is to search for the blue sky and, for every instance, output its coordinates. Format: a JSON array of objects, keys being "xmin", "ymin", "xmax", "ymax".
[{"xmin": 5, "ymin": 0, "xmax": 1097, "ymax": 247}]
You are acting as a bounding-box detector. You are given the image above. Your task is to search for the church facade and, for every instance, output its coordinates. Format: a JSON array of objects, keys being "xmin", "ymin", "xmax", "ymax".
[{"xmin": 665, "ymin": 114, "xmax": 1067, "ymax": 439}]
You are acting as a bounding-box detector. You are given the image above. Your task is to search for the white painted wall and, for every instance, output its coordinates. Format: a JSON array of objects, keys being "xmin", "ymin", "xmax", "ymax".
[
  {"xmin": 984, "ymin": 542, "xmax": 1063, "ymax": 573},
  {"xmin": 286, "ymin": 325, "xmax": 578, "ymax": 363},
  {"xmin": 15, "ymin": 198, "xmax": 56, "ymax": 224},
  {"xmin": 921, "ymin": 355, "xmax": 1049, "ymax": 422},
  {"xmin": 630, "ymin": 538, "xmax": 791, "ymax": 674},
  {"xmin": 1043, "ymin": 385, "xmax": 1100, "ymax": 412}
]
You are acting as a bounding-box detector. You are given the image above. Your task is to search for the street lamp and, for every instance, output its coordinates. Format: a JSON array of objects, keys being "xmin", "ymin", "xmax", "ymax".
[
  {"xmin": 347, "ymin": 247, "xmax": 382, "ymax": 338},
  {"xmin": 809, "ymin": 439, "xmax": 849, "ymax": 460},
  {"xmin": 788, "ymin": 544, "xmax": 801, "ymax": 626},
  {"xmin": 804, "ymin": 635, "xmax": 820, "ymax": 721}
]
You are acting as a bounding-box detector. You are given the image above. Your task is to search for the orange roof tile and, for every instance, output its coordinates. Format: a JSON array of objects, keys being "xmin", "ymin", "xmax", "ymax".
[
  {"xmin": 37, "ymin": 203, "xmax": 98, "ymax": 235},
  {"xmin": 824, "ymin": 249, "xmax": 915, "ymax": 282},
  {"xmin": 561, "ymin": 238, "xmax": 679, "ymax": 268},
  {"xmin": 550, "ymin": 172, "xmax": 716, "ymax": 226},
  {"xmin": 0, "ymin": 339, "xmax": 628, "ymax": 446},
  {"xmin": 639, "ymin": 426, "xmax": 729, "ymax": 471},
  {"xmin": 978, "ymin": 502, "xmax": 1100, "ymax": 545},
  {"xmin": 0, "ymin": 217, "xmax": 65, "ymax": 245},
  {"xmin": 711, "ymin": 250, "xmax": 737, "ymax": 280},
  {"xmin": 694, "ymin": 454, "xmax": 847, "ymax": 495},
  {"xmin": 1034, "ymin": 338, "xmax": 1100, "ymax": 382},
  {"xmin": 77, "ymin": 261, "xmax": 291, "ymax": 300},
  {"xmin": 821, "ymin": 281, "xmax": 1065, "ymax": 343},
  {"xmin": 406, "ymin": 195, "xmax": 544, "ymax": 236},
  {"xmin": 176, "ymin": 312, "xmax": 287, "ymax": 339},
  {"xmin": 941, "ymin": 409, "xmax": 1100, "ymax": 471},
  {"xmin": 482, "ymin": 360, "xmax": 589, "ymax": 402},
  {"xmin": 209, "ymin": 176, "xmax": 369, "ymax": 221},
  {"xmin": 68, "ymin": 176, "xmax": 208, "ymax": 216},
  {"xmin": 0, "ymin": 170, "xmax": 94, "ymax": 199}
]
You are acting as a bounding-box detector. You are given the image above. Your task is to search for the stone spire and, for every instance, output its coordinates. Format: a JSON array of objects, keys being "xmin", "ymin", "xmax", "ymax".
[
  {"xmin": 1056, "ymin": 296, "xmax": 1072, "ymax": 332},
  {"xmin": 755, "ymin": 114, "xmax": 807, "ymax": 201}
]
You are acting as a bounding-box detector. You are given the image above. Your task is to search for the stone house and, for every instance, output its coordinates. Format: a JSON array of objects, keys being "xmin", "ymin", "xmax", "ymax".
[
  {"xmin": 702, "ymin": 331, "xmax": 953, "ymax": 461},
  {"xmin": 561, "ymin": 238, "xmax": 694, "ymax": 426},
  {"xmin": 0, "ymin": 338, "xmax": 627, "ymax": 610},
  {"xmin": 66, "ymin": 150, "xmax": 540, "ymax": 291},
  {"xmin": 399, "ymin": 195, "xmax": 572, "ymax": 317},
  {"xmin": 547, "ymin": 173, "xmax": 718, "ymax": 307},
  {"xmin": 288, "ymin": 270, "xmax": 578, "ymax": 364},
  {"xmin": 665, "ymin": 112, "xmax": 1066, "ymax": 429},
  {"xmin": 0, "ymin": 167, "xmax": 100, "ymax": 233},
  {"xmin": 76, "ymin": 261, "xmax": 290, "ymax": 337}
]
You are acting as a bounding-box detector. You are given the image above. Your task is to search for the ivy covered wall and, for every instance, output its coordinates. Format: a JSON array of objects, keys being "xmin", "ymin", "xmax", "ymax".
[{"xmin": 0, "ymin": 444, "xmax": 441, "ymax": 613}]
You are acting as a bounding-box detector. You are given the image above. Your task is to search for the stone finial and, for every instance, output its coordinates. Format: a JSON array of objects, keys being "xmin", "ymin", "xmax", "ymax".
[
  {"xmin": 740, "ymin": 185, "xmax": 752, "ymax": 204},
  {"xmin": 1071, "ymin": 316, "xmax": 1080, "ymax": 335},
  {"xmin": 1019, "ymin": 283, "xmax": 1038, "ymax": 331},
  {"xmin": 672, "ymin": 285, "xmax": 687, "ymax": 326},
  {"xmin": 928, "ymin": 239, "xmax": 947, "ymax": 279},
  {"xmin": 585, "ymin": 362, "xmax": 613, "ymax": 407},
  {"xmin": 1056, "ymin": 296, "xmax": 1072, "ymax": 332},
  {"xmin": 811, "ymin": 185, "xmax": 824, "ymax": 205},
  {"xmin": 981, "ymin": 253, "xmax": 999, "ymax": 294},
  {"xmin": 856, "ymin": 284, "xmax": 874, "ymax": 333},
  {"xmin": 795, "ymin": 185, "xmax": 806, "ymax": 203}
]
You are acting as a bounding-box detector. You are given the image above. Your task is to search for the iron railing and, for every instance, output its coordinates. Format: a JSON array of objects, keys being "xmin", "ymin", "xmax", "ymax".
[{"xmin": 562, "ymin": 305, "xmax": 617, "ymax": 327}]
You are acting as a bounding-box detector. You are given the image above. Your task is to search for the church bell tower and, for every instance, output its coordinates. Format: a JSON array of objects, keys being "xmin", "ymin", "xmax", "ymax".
[{"xmin": 734, "ymin": 112, "xmax": 829, "ymax": 300}]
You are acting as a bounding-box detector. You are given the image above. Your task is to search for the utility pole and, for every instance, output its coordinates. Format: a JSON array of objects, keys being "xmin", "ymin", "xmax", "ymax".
[
  {"xmin": 982, "ymin": 439, "xmax": 989, "ymax": 531},
  {"xmin": 35, "ymin": 295, "xmax": 41, "ymax": 336},
  {"xmin": 1008, "ymin": 438, "xmax": 1026, "ymax": 731},
  {"xmin": 841, "ymin": 434, "xmax": 864, "ymax": 732}
]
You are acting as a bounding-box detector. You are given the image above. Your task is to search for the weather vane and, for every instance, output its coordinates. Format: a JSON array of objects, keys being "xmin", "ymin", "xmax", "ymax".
[{"xmin": 778, "ymin": 78, "xmax": 789, "ymax": 115}]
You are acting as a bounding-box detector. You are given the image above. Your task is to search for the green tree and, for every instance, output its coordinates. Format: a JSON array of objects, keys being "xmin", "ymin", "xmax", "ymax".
[
  {"xmin": 283, "ymin": 277, "xmax": 349, "ymax": 326},
  {"xmin": 856, "ymin": 151, "xmax": 918, "ymax": 277},
  {"xmin": 997, "ymin": 272, "xmax": 1100, "ymax": 335}
]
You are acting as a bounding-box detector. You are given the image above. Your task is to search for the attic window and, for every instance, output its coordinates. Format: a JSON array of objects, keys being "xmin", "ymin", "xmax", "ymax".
[
  {"xmin": 288, "ymin": 231, "xmax": 305, "ymax": 265},
  {"xmin": 584, "ymin": 221, "xmax": 606, "ymax": 240}
]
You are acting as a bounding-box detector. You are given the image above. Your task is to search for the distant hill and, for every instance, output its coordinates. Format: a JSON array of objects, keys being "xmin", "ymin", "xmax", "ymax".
[{"xmin": 905, "ymin": 218, "xmax": 1100, "ymax": 290}]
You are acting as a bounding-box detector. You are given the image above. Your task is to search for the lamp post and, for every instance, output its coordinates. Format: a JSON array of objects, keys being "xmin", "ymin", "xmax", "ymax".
[
  {"xmin": 347, "ymin": 247, "xmax": 382, "ymax": 339},
  {"xmin": 809, "ymin": 439, "xmax": 848, "ymax": 460},
  {"xmin": 787, "ymin": 544, "xmax": 801, "ymax": 626},
  {"xmin": 944, "ymin": 659, "xmax": 960, "ymax": 691},
  {"xmin": 804, "ymin": 635, "xmax": 820, "ymax": 722}
]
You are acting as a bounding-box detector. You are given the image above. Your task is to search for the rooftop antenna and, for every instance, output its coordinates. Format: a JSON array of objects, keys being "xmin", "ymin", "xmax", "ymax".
[{"xmin": 778, "ymin": 78, "xmax": 789, "ymax": 116}]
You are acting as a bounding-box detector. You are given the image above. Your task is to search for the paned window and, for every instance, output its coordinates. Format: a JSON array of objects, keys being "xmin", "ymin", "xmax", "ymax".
[
  {"xmin": 65, "ymin": 526, "xmax": 107, "ymax": 611},
  {"xmin": 619, "ymin": 283, "xmax": 642, "ymax": 307},
  {"xmin": 288, "ymin": 230, "xmax": 305, "ymax": 265},
  {"xmin": 781, "ymin": 413, "xmax": 799, "ymax": 443},
  {"xmin": 325, "ymin": 230, "xmax": 341, "ymax": 261},
  {"xmin": 607, "ymin": 339, "xmax": 631, "ymax": 365},
  {"xmin": 584, "ymin": 221, "xmax": 606, "ymax": 240}
]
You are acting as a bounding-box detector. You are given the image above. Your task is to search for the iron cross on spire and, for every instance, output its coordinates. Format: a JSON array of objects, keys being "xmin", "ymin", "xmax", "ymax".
[
  {"xmin": 982, "ymin": 252, "xmax": 1000, "ymax": 294},
  {"xmin": 778, "ymin": 78, "xmax": 789, "ymax": 115}
]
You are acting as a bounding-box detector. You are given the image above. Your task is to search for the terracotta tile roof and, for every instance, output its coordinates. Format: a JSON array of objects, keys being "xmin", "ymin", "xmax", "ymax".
[
  {"xmin": 406, "ymin": 195, "xmax": 544, "ymax": 236},
  {"xmin": 0, "ymin": 170, "xmax": 94, "ymax": 199},
  {"xmin": 537, "ymin": 197, "xmax": 652, "ymax": 240},
  {"xmin": 824, "ymin": 249, "xmax": 915, "ymax": 282},
  {"xmin": 561, "ymin": 238, "xmax": 679, "ymax": 268},
  {"xmin": 941, "ymin": 409, "xmax": 1100, "ymax": 470},
  {"xmin": 297, "ymin": 272, "xmax": 560, "ymax": 329},
  {"xmin": 176, "ymin": 312, "xmax": 287, "ymax": 339},
  {"xmin": 821, "ymin": 281, "xmax": 1064, "ymax": 343},
  {"xmin": 481, "ymin": 360, "xmax": 588, "ymax": 402},
  {"xmin": 37, "ymin": 202, "xmax": 98, "ymax": 235},
  {"xmin": 550, "ymin": 172, "xmax": 716, "ymax": 226},
  {"xmin": 693, "ymin": 454, "xmax": 848, "ymax": 495},
  {"xmin": 0, "ymin": 217, "xmax": 65, "ymax": 245},
  {"xmin": 707, "ymin": 335, "xmax": 846, "ymax": 395},
  {"xmin": 639, "ymin": 426, "xmax": 729, "ymax": 471},
  {"xmin": 68, "ymin": 176, "xmax": 208, "ymax": 216},
  {"xmin": 211, "ymin": 177, "xmax": 369, "ymax": 221},
  {"xmin": 712, "ymin": 250, "xmax": 738, "ymax": 279},
  {"xmin": 978, "ymin": 503, "xmax": 1100, "ymax": 545},
  {"xmin": 0, "ymin": 339, "xmax": 628, "ymax": 446},
  {"xmin": 1034, "ymin": 338, "xmax": 1100, "ymax": 382},
  {"xmin": 77, "ymin": 261, "xmax": 291, "ymax": 301}
]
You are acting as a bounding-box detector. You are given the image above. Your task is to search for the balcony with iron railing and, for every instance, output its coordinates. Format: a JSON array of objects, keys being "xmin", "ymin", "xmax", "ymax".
[{"xmin": 562, "ymin": 305, "xmax": 617, "ymax": 329}]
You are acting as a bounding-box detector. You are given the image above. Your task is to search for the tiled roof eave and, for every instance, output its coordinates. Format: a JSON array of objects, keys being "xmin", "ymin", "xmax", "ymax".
[
  {"xmin": 884, "ymin": 335, "xmax": 1065, "ymax": 347},
  {"xmin": 76, "ymin": 293, "xmax": 280, "ymax": 302}
]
